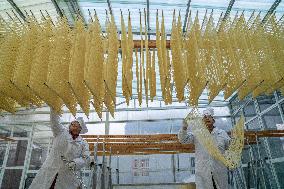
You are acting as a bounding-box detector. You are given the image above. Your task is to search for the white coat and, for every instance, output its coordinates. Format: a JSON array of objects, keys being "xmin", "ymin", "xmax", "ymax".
[
  {"xmin": 178, "ymin": 127, "xmax": 230, "ymax": 189},
  {"xmin": 29, "ymin": 110, "xmax": 90, "ymax": 189}
]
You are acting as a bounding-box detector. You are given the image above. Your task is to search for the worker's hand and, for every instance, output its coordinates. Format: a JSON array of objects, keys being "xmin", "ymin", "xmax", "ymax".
[
  {"xmin": 182, "ymin": 119, "xmax": 188, "ymax": 130},
  {"xmin": 67, "ymin": 161, "xmax": 76, "ymax": 171}
]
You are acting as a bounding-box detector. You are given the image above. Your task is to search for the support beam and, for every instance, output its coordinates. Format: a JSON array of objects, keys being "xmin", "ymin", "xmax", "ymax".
[
  {"xmin": 183, "ymin": 0, "xmax": 192, "ymax": 32},
  {"xmin": 146, "ymin": 0, "xmax": 150, "ymax": 38},
  {"xmin": 71, "ymin": 0, "xmax": 87, "ymax": 24},
  {"xmin": 262, "ymin": 0, "xmax": 282, "ymax": 24},
  {"xmin": 223, "ymin": 0, "xmax": 236, "ymax": 21},
  {"xmin": 6, "ymin": 0, "xmax": 26, "ymax": 22},
  {"xmin": 51, "ymin": 0, "xmax": 64, "ymax": 17},
  {"xmin": 107, "ymin": 0, "xmax": 113, "ymax": 15}
]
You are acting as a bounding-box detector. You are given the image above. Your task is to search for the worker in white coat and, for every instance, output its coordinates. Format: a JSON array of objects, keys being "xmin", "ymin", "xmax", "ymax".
[
  {"xmin": 178, "ymin": 107, "xmax": 231, "ymax": 189},
  {"xmin": 29, "ymin": 108, "xmax": 90, "ymax": 189}
]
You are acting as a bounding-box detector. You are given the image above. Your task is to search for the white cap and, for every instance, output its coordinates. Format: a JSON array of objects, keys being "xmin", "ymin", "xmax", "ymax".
[
  {"xmin": 203, "ymin": 107, "xmax": 214, "ymax": 117},
  {"xmin": 75, "ymin": 117, "xmax": 88, "ymax": 134}
]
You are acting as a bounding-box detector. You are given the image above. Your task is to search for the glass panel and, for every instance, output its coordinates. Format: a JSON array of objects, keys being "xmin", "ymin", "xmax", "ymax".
[
  {"xmin": 0, "ymin": 141, "xmax": 7, "ymax": 166},
  {"xmin": 242, "ymin": 137, "xmax": 278, "ymax": 189},
  {"xmin": 29, "ymin": 140, "xmax": 49, "ymax": 170},
  {"xmin": 246, "ymin": 118, "xmax": 261, "ymax": 131},
  {"xmin": 274, "ymin": 1, "xmax": 284, "ymax": 19},
  {"xmin": 277, "ymin": 90, "xmax": 284, "ymax": 100},
  {"xmin": 0, "ymin": 0, "xmax": 23, "ymax": 22},
  {"xmin": 13, "ymin": 126, "xmax": 31, "ymax": 137},
  {"xmin": 234, "ymin": 0, "xmax": 274, "ymax": 13},
  {"xmin": 137, "ymin": 120, "xmax": 172, "ymax": 134},
  {"xmin": 119, "ymin": 121, "xmax": 137, "ymax": 135},
  {"xmin": 1, "ymin": 169, "xmax": 22, "ymax": 189},
  {"xmin": 13, "ymin": 0, "xmax": 59, "ymax": 22},
  {"xmin": 257, "ymin": 94, "xmax": 276, "ymax": 112},
  {"xmin": 172, "ymin": 120, "xmax": 183, "ymax": 134},
  {"xmin": 241, "ymin": 146, "xmax": 250, "ymax": 164},
  {"xmin": 0, "ymin": 126, "xmax": 11, "ymax": 137},
  {"xmin": 267, "ymin": 137, "xmax": 284, "ymax": 159},
  {"xmin": 261, "ymin": 160, "xmax": 278, "ymax": 189},
  {"xmin": 262, "ymin": 107, "xmax": 282, "ymax": 130},
  {"xmin": 24, "ymin": 173, "xmax": 36, "ymax": 189},
  {"xmin": 230, "ymin": 96, "xmax": 250, "ymax": 115},
  {"xmin": 243, "ymin": 101, "xmax": 256, "ymax": 121},
  {"xmin": 281, "ymin": 103, "xmax": 284, "ymax": 115},
  {"xmin": 109, "ymin": 122, "xmax": 127, "ymax": 135},
  {"xmin": 6, "ymin": 140, "xmax": 28, "ymax": 167},
  {"xmin": 274, "ymin": 161, "xmax": 284, "ymax": 188},
  {"xmin": 85, "ymin": 123, "xmax": 105, "ymax": 135}
]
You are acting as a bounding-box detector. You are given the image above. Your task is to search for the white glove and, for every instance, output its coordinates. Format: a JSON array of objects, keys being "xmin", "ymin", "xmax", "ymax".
[{"xmin": 67, "ymin": 161, "xmax": 76, "ymax": 171}]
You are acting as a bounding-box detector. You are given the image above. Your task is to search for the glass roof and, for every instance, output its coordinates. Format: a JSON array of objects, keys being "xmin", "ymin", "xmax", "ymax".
[
  {"xmin": 0, "ymin": 0, "xmax": 283, "ymax": 106},
  {"xmin": 1, "ymin": 0, "xmax": 283, "ymax": 28}
]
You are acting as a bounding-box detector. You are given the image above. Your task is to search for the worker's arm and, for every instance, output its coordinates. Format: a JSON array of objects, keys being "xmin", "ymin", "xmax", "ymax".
[
  {"xmin": 178, "ymin": 119, "xmax": 194, "ymax": 144},
  {"xmin": 50, "ymin": 107, "xmax": 64, "ymax": 137}
]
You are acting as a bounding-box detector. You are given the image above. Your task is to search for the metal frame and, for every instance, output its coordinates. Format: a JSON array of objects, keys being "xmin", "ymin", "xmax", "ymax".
[
  {"xmin": 223, "ymin": 0, "xmax": 236, "ymax": 21},
  {"xmin": 107, "ymin": 0, "xmax": 113, "ymax": 16},
  {"xmin": 262, "ymin": 0, "xmax": 282, "ymax": 24},
  {"xmin": 6, "ymin": 0, "xmax": 26, "ymax": 22},
  {"xmin": 51, "ymin": 0, "xmax": 64, "ymax": 17},
  {"xmin": 183, "ymin": 0, "xmax": 192, "ymax": 32},
  {"xmin": 230, "ymin": 92, "xmax": 284, "ymax": 189}
]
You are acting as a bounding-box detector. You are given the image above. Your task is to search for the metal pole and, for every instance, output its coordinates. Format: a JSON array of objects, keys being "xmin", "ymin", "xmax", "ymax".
[
  {"xmin": 247, "ymin": 138, "xmax": 256, "ymax": 188},
  {"xmin": 92, "ymin": 137, "xmax": 99, "ymax": 189},
  {"xmin": 105, "ymin": 112, "xmax": 110, "ymax": 135},
  {"xmin": 254, "ymin": 99, "xmax": 281, "ymax": 188},
  {"xmin": 101, "ymin": 140, "xmax": 106, "ymax": 189},
  {"xmin": 183, "ymin": 0, "xmax": 192, "ymax": 32},
  {"xmin": 255, "ymin": 135, "xmax": 268, "ymax": 189},
  {"xmin": 116, "ymin": 152, "xmax": 120, "ymax": 184},
  {"xmin": 108, "ymin": 147, "xmax": 112, "ymax": 189},
  {"xmin": 171, "ymin": 154, "xmax": 176, "ymax": 182}
]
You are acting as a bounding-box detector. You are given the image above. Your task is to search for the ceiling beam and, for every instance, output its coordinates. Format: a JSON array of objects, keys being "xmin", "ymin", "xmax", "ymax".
[
  {"xmin": 262, "ymin": 0, "xmax": 282, "ymax": 24},
  {"xmin": 107, "ymin": 0, "xmax": 113, "ymax": 15},
  {"xmin": 146, "ymin": 0, "xmax": 150, "ymax": 38},
  {"xmin": 50, "ymin": 0, "xmax": 64, "ymax": 17},
  {"xmin": 70, "ymin": 0, "xmax": 87, "ymax": 24},
  {"xmin": 223, "ymin": 0, "xmax": 236, "ymax": 21},
  {"xmin": 183, "ymin": 0, "xmax": 192, "ymax": 32},
  {"xmin": 6, "ymin": 0, "xmax": 26, "ymax": 22}
]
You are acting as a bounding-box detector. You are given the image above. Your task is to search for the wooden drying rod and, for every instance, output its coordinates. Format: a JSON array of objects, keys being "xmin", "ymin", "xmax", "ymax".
[
  {"xmin": 82, "ymin": 130, "xmax": 284, "ymax": 156},
  {"xmin": 127, "ymin": 40, "xmax": 171, "ymax": 48},
  {"xmin": 1, "ymin": 130, "xmax": 283, "ymax": 155}
]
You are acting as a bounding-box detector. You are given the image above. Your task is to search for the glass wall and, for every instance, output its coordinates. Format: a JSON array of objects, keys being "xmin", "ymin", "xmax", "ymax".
[
  {"xmin": 0, "ymin": 125, "xmax": 32, "ymax": 189},
  {"xmin": 0, "ymin": 98, "xmax": 232, "ymax": 188},
  {"xmin": 230, "ymin": 91, "xmax": 284, "ymax": 189}
]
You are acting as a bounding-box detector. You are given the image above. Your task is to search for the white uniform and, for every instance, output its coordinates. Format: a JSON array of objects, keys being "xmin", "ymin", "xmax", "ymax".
[
  {"xmin": 178, "ymin": 127, "xmax": 230, "ymax": 189},
  {"xmin": 29, "ymin": 110, "xmax": 90, "ymax": 189}
]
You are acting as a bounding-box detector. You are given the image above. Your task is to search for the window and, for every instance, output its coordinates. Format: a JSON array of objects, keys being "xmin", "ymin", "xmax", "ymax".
[
  {"xmin": 244, "ymin": 101, "xmax": 256, "ymax": 121},
  {"xmin": 1, "ymin": 169, "xmax": 23, "ymax": 189},
  {"xmin": 6, "ymin": 140, "xmax": 28, "ymax": 167},
  {"xmin": 0, "ymin": 141, "xmax": 7, "ymax": 166},
  {"xmin": 257, "ymin": 95, "xmax": 276, "ymax": 112},
  {"xmin": 246, "ymin": 118, "xmax": 261, "ymax": 131},
  {"xmin": 132, "ymin": 158, "xmax": 149, "ymax": 176},
  {"xmin": 262, "ymin": 107, "xmax": 282, "ymax": 130}
]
